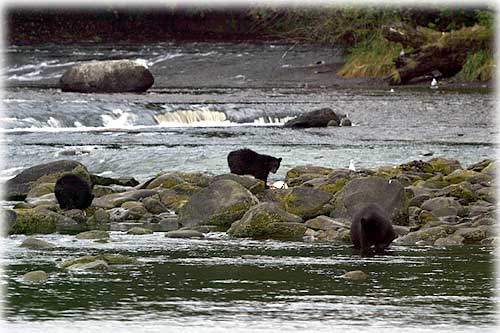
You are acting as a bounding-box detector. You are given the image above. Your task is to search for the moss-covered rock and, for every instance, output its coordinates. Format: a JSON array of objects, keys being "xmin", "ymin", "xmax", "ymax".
[
  {"xmin": 22, "ymin": 270, "xmax": 48, "ymax": 282},
  {"xmin": 398, "ymin": 160, "xmax": 434, "ymax": 174},
  {"xmin": 443, "ymin": 169, "xmax": 492, "ymax": 185},
  {"xmin": 20, "ymin": 237, "xmax": 56, "ymax": 249},
  {"xmin": 467, "ymin": 159, "xmax": 493, "ymax": 172},
  {"xmin": 179, "ymin": 179, "xmax": 258, "ymax": 229},
  {"xmin": 394, "ymin": 225, "xmax": 453, "ymax": 245},
  {"xmin": 10, "ymin": 208, "xmax": 58, "ymax": 235},
  {"xmin": 227, "ymin": 202, "xmax": 303, "ymax": 239},
  {"xmin": 285, "ymin": 166, "xmax": 333, "ymax": 182},
  {"xmin": 428, "ymin": 157, "xmax": 462, "ymax": 175},
  {"xmin": 75, "ymin": 230, "xmax": 110, "ymax": 239},
  {"xmin": 26, "ymin": 182, "xmax": 55, "ymax": 198},
  {"xmin": 165, "ymin": 229, "xmax": 204, "ymax": 238},
  {"xmin": 60, "ymin": 254, "xmax": 139, "ymax": 269},
  {"xmin": 171, "ymin": 183, "xmax": 203, "ymax": 196},
  {"xmin": 211, "ymin": 173, "xmax": 265, "ymax": 194},
  {"xmin": 127, "ymin": 227, "xmax": 153, "ymax": 235},
  {"xmin": 146, "ymin": 173, "xmax": 186, "ymax": 189},
  {"xmin": 282, "ymin": 186, "xmax": 332, "ymax": 219}
]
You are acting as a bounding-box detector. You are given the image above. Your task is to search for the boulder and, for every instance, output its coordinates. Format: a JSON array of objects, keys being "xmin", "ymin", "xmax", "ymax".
[
  {"xmin": 341, "ymin": 270, "xmax": 369, "ymax": 281},
  {"xmin": 227, "ymin": 202, "xmax": 304, "ymax": 240},
  {"xmin": 212, "ymin": 173, "xmax": 265, "ymax": 194},
  {"xmin": 421, "ymin": 197, "xmax": 462, "ymax": 217},
  {"xmin": 285, "ymin": 165, "xmax": 333, "ymax": 182},
  {"xmin": 60, "ymin": 60, "xmax": 154, "ymax": 93},
  {"xmin": 10, "ymin": 208, "xmax": 58, "ymax": 234},
  {"xmin": 146, "ymin": 173, "xmax": 186, "ymax": 189},
  {"xmin": 87, "ymin": 208, "xmax": 111, "ymax": 230},
  {"xmin": 394, "ymin": 225, "xmax": 454, "ymax": 245},
  {"xmin": 90, "ymin": 174, "xmax": 139, "ymax": 187},
  {"xmin": 428, "ymin": 157, "xmax": 462, "ymax": 175},
  {"xmin": 0, "ymin": 209, "xmax": 17, "ymax": 234},
  {"xmin": 60, "ymin": 254, "xmax": 139, "ymax": 270},
  {"xmin": 281, "ymin": 186, "xmax": 332, "ymax": 219},
  {"xmin": 165, "ymin": 229, "xmax": 204, "ymax": 239},
  {"xmin": 92, "ymin": 189, "xmax": 158, "ymax": 209},
  {"xmin": 284, "ymin": 108, "xmax": 340, "ymax": 128},
  {"xmin": 330, "ymin": 176, "xmax": 408, "ymax": 225},
  {"xmin": 143, "ymin": 197, "xmax": 169, "ymax": 214},
  {"xmin": 75, "ymin": 230, "xmax": 110, "ymax": 240},
  {"xmin": 304, "ymin": 215, "xmax": 349, "ymax": 231},
  {"xmin": 20, "ymin": 237, "xmax": 56, "ymax": 250},
  {"xmin": 127, "ymin": 227, "xmax": 153, "ymax": 235},
  {"xmin": 443, "ymin": 169, "xmax": 492, "ymax": 184},
  {"xmin": 178, "ymin": 179, "xmax": 258, "ymax": 228},
  {"xmin": 4, "ymin": 160, "xmax": 90, "ymax": 201},
  {"xmin": 22, "ymin": 270, "xmax": 48, "ymax": 282},
  {"xmin": 340, "ymin": 118, "xmax": 352, "ymax": 126}
]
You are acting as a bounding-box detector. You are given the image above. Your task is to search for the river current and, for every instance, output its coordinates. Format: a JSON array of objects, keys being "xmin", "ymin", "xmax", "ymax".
[{"xmin": 1, "ymin": 42, "xmax": 498, "ymax": 332}]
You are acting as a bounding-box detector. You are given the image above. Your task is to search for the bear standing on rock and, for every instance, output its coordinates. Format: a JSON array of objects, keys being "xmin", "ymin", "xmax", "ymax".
[
  {"xmin": 350, "ymin": 203, "xmax": 397, "ymax": 256},
  {"xmin": 55, "ymin": 174, "xmax": 94, "ymax": 210},
  {"xmin": 227, "ymin": 148, "xmax": 282, "ymax": 188}
]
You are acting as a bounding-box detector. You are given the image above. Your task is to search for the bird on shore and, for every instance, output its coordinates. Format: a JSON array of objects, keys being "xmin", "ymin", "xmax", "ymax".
[
  {"xmin": 431, "ymin": 78, "xmax": 439, "ymax": 89},
  {"xmin": 349, "ymin": 160, "xmax": 356, "ymax": 171}
]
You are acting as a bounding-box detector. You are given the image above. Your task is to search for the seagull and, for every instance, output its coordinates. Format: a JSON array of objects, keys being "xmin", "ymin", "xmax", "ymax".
[
  {"xmin": 349, "ymin": 160, "xmax": 356, "ymax": 171},
  {"xmin": 399, "ymin": 49, "xmax": 405, "ymax": 57},
  {"xmin": 390, "ymin": 88, "xmax": 395, "ymax": 93},
  {"xmin": 431, "ymin": 78, "xmax": 438, "ymax": 89}
]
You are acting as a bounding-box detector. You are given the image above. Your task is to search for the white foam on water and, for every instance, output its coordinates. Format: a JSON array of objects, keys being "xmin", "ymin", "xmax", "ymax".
[{"xmin": 101, "ymin": 109, "xmax": 138, "ymax": 128}]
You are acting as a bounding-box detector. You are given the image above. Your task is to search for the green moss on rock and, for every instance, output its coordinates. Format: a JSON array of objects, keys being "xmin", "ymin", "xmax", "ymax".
[{"xmin": 11, "ymin": 208, "xmax": 57, "ymax": 235}]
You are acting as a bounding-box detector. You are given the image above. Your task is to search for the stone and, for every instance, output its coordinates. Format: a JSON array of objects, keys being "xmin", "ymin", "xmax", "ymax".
[
  {"xmin": 428, "ymin": 157, "xmax": 462, "ymax": 175},
  {"xmin": 1, "ymin": 209, "xmax": 17, "ymax": 234},
  {"xmin": 281, "ymin": 186, "xmax": 332, "ymax": 219},
  {"xmin": 5, "ymin": 160, "xmax": 90, "ymax": 201},
  {"xmin": 284, "ymin": 108, "xmax": 340, "ymax": 128},
  {"xmin": 143, "ymin": 197, "xmax": 169, "ymax": 214},
  {"xmin": 178, "ymin": 179, "xmax": 258, "ymax": 228},
  {"xmin": 327, "ymin": 119, "xmax": 339, "ymax": 127},
  {"xmin": 330, "ymin": 176, "xmax": 408, "ymax": 225},
  {"xmin": 60, "ymin": 254, "xmax": 138, "ymax": 269},
  {"xmin": 90, "ymin": 174, "xmax": 139, "ymax": 187},
  {"xmin": 285, "ymin": 165, "xmax": 333, "ymax": 182},
  {"xmin": 340, "ymin": 118, "xmax": 352, "ymax": 126},
  {"xmin": 87, "ymin": 208, "xmax": 111, "ymax": 230},
  {"xmin": 26, "ymin": 182, "xmax": 55, "ymax": 198},
  {"xmin": 165, "ymin": 230, "xmax": 204, "ymax": 239},
  {"xmin": 304, "ymin": 215, "xmax": 349, "ymax": 231},
  {"xmin": 421, "ymin": 197, "xmax": 462, "ymax": 217},
  {"xmin": 341, "ymin": 270, "xmax": 369, "ymax": 281},
  {"xmin": 75, "ymin": 230, "xmax": 110, "ymax": 240},
  {"xmin": 443, "ymin": 169, "xmax": 492, "ymax": 185},
  {"xmin": 146, "ymin": 173, "xmax": 186, "ymax": 189},
  {"xmin": 212, "ymin": 173, "xmax": 265, "ymax": 194},
  {"xmin": 20, "ymin": 237, "xmax": 56, "ymax": 250},
  {"xmin": 394, "ymin": 225, "xmax": 453, "ymax": 245},
  {"xmin": 409, "ymin": 194, "xmax": 431, "ymax": 207},
  {"xmin": 22, "ymin": 270, "xmax": 48, "ymax": 282},
  {"xmin": 127, "ymin": 227, "xmax": 153, "ymax": 235},
  {"xmin": 60, "ymin": 59, "xmax": 154, "ymax": 93},
  {"xmin": 10, "ymin": 208, "xmax": 58, "ymax": 235},
  {"xmin": 66, "ymin": 259, "xmax": 110, "ymax": 271},
  {"xmin": 92, "ymin": 189, "xmax": 158, "ymax": 209},
  {"xmin": 227, "ymin": 202, "xmax": 303, "ymax": 240}
]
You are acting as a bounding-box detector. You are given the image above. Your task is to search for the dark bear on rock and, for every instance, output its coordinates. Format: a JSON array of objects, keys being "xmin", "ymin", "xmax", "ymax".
[
  {"xmin": 227, "ymin": 148, "xmax": 282, "ymax": 188},
  {"xmin": 55, "ymin": 174, "xmax": 94, "ymax": 210},
  {"xmin": 350, "ymin": 203, "xmax": 396, "ymax": 256}
]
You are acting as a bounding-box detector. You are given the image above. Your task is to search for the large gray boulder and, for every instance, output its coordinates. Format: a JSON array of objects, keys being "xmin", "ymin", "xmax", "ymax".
[
  {"xmin": 4, "ymin": 160, "xmax": 90, "ymax": 201},
  {"xmin": 330, "ymin": 176, "xmax": 408, "ymax": 225},
  {"xmin": 60, "ymin": 60, "xmax": 154, "ymax": 93},
  {"xmin": 281, "ymin": 186, "xmax": 332, "ymax": 219},
  {"xmin": 178, "ymin": 179, "xmax": 258, "ymax": 229},
  {"xmin": 284, "ymin": 108, "xmax": 340, "ymax": 128},
  {"xmin": 228, "ymin": 202, "xmax": 304, "ymax": 240}
]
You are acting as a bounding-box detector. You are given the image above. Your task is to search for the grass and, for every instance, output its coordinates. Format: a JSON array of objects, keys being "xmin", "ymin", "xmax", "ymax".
[
  {"xmin": 337, "ymin": 35, "xmax": 401, "ymax": 79},
  {"xmin": 457, "ymin": 49, "xmax": 495, "ymax": 81}
]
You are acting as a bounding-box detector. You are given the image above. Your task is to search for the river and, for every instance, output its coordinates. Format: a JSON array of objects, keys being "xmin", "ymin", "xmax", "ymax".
[{"xmin": 1, "ymin": 42, "xmax": 497, "ymax": 332}]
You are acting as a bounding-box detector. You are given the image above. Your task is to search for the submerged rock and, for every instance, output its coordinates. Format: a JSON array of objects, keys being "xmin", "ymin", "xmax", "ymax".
[
  {"xmin": 20, "ymin": 237, "xmax": 56, "ymax": 250},
  {"xmin": 60, "ymin": 59, "xmax": 154, "ymax": 93},
  {"xmin": 165, "ymin": 229, "xmax": 204, "ymax": 239},
  {"xmin": 75, "ymin": 230, "xmax": 110, "ymax": 240},
  {"xmin": 284, "ymin": 108, "xmax": 340, "ymax": 128},
  {"xmin": 60, "ymin": 254, "xmax": 139, "ymax": 270},
  {"xmin": 341, "ymin": 270, "xmax": 369, "ymax": 281},
  {"xmin": 22, "ymin": 270, "xmax": 48, "ymax": 282},
  {"xmin": 127, "ymin": 227, "xmax": 153, "ymax": 235}
]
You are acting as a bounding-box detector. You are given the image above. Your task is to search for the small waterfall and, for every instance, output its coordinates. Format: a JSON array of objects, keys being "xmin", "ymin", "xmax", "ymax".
[{"xmin": 154, "ymin": 110, "xmax": 228, "ymax": 126}]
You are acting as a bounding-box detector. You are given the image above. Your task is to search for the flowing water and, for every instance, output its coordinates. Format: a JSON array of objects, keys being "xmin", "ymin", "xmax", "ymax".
[{"xmin": 1, "ymin": 42, "xmax": 498, "ymax": 332}]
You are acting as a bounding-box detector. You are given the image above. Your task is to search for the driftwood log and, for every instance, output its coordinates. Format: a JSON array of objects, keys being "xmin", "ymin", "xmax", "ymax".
[{"xmin": 382, "ymin": 23, "xmax": 492, "ymax": 84}]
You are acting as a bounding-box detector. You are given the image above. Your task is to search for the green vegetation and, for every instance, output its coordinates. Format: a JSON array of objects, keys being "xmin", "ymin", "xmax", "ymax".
[{"xmin": 457, "ymin": 49, "xmax": 495, "ymax": 81}]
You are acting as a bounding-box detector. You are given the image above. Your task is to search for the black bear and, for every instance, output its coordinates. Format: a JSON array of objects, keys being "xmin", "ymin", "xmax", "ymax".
[
  {"xmin": 227, "ymin": 148, "xmax": 282, "ymax": 188},
  {"xmin": 350, "ymin": 203, "xmax": 396, "ymax": 256},
  {"xmin": 54, "ymin": 174, "xmax": 94, "ymax": 210}
]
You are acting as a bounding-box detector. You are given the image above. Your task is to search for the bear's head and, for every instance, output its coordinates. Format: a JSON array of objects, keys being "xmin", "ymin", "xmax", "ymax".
[{"xmin": 269, "ymin": 157, "xmax": 282, "ymax": 174}]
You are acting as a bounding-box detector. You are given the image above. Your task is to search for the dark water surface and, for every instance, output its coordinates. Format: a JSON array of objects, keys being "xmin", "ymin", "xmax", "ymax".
[
  {"xmin": 1, "ymin": 42, "xmax": 498, "ymax": 332},
  {"xmin": 2, "ymin": 233, "xmax": 498, "ymax": 332}
]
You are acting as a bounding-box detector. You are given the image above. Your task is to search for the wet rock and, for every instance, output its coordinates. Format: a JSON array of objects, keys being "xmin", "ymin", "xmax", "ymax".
[
  {"xmin": 92, "ymin": 189, "xmax": 158, "ymax": 209},
  {"xmin": 408, "ymin": 194, "xmax": 431, "ymax": 207},
  {"xmin": 327, "ymin": 119, "xmax": 339, "ymax": 127},
  {"xmin": 421, "ymin": 197, "xmax": 462, "ymax": 217},
  {"xmin": 143, "ymin": 197, "xmax": 169, "ymax": 214},
  {"xmin": 87, "ymin": 208, "xmax": 111, "ymax": 230},
  {"xmin": 443, "ymin": 169, "xmax": 492, "ymax": 185},
  {"xmin": 212, "ymin": 173, "xmax": 265, "ymax": 194},
  {"xmin": 60, "ymin": 59, "xmax": 154, "ymax": 93},
  {"xmin": 25, "ymin": 193, "xmax": 58, "ymax": 207},
  {"xmin": 5, "ymin": 160, "xmax": 90, "ymax": 201},
  {"xmin": 26, "ymin": 182, "xmax": 55, "ymax": 198},
  {"xmin": 467, "ymin": 159, "xmax": 493, "ymax": 173},
  {"xmin": 330, "ymin": 176, "xmax": 408, "ymax": 225},
  {"xmin": 179, "ymin": 179, "xmax": 258, "ymax": 229},
  {"xmin": 146, "ymin": 173, "xmax": 186, "ymax": 189},
  {"xmin": 171, "ymin": 183, "xmax": 202, "ymax": 196},
  {"xmin": 67, "ymin": 259, "xmax": 110, "ymax": 271},
  {"xmin": 285, "ymin": 165, "xmax": 333, "ymax": 183},
  {"xmin": 304, "ymin": 215, "xmax": 349, "ymax": 231},
  {"xmin": 394, "ymin": 225, "xmax": 453, "ymax": 245},
  {"xmin": 341, "ymin": 270, "xmax": 369, "ymax": 281},
  {"xmin": 54, "ymin": 212, "xmax": 89, "ymax": 234},
  {"xmin": 398, "ymin": 160, "xmax": 434, "ymax": 174},
  {"xmin": 393, "ymin": 225, "xmax": 410, "ymax": 237},
  {"xmin": 121, "ymin": 201, "xmax": 150, "ymax": 219},
  {"xmin": 75, "ymin": 230, "xmax": 110, "ymax": 240},
  {"xmin": 158, "ymin": 189, "xmax": 189, "ymax": 213},
  {"xmin": 281, "ymin": 186, "xmax": 332, "ymax": 219},
  {"xmin": 127, "ymin": 227, "xmax": 153, "ymax": 235},
  {"xmin": 22, "ymin": 270, "xmax": 48, "ymax": 282},
  {"xmin": 453, "ymin": 227, "xmax": 488, "ymax": 244},
  {"xmin": 287, "ymin": 174, "xmax": 326, "ymax": 187},
  {"xmin": 227, "ymin": 202, "xmax": 304, "ymax": 240},
  {"xmin": 165, "ymin": 229, "xmax": 204, "ymax": 239},
  {"xmin": 480, "ymin": 161, "xmax": 495, "ymax": 177},
  {"xmin": 90, "ymin": 174, "xmax": 139, "ymax": 187},
  {"xmin": 158, "ymin": 216, "xmax": 180, "ymax": 231},
  {"xmin": 284, "ymin": 108, "xmax": 340, "ymax": 128},
  {"xmin": 434, "ymin": 235, "xmax": 464, "ymax": 246},
  {"xmin": 428, "ymin": 157, "xmax": 462, "ymax": 175},
  {"xmin": 20, "ymin": 237, "xmax": 56, "ymax": 249},
  {"xmin": 1, "ymin": 209, "xmax": 17, "ymax": 234},
  {"xmin": 92, "ymin": 185, "xmax": 129, "ymax": 198},
  {"xmin": 10, "ymin": 208, "xmax": 58, "ymax": 235},
  {"xmin": 60, "ymin": 254, "xmax": 139, "ymax": 270}
]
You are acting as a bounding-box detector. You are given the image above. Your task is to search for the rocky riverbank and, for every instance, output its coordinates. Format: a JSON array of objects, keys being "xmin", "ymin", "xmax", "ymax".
[{"xmin": 2, "ymin": 157, "xmax": 497, "ymax": 248}]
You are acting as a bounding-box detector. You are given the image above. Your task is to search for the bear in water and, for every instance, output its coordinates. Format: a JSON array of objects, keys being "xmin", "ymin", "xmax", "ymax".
[
  {"xmin": 227, "ymin": 148, "xmax": 282, "ymax": 188},
  {"xmin": 54, "ymin": 174, "xmax": 94, "ymax": 210},
  {"xmin": 350, "ymin": 203, "xmax": 396, "ymax": 256}
]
